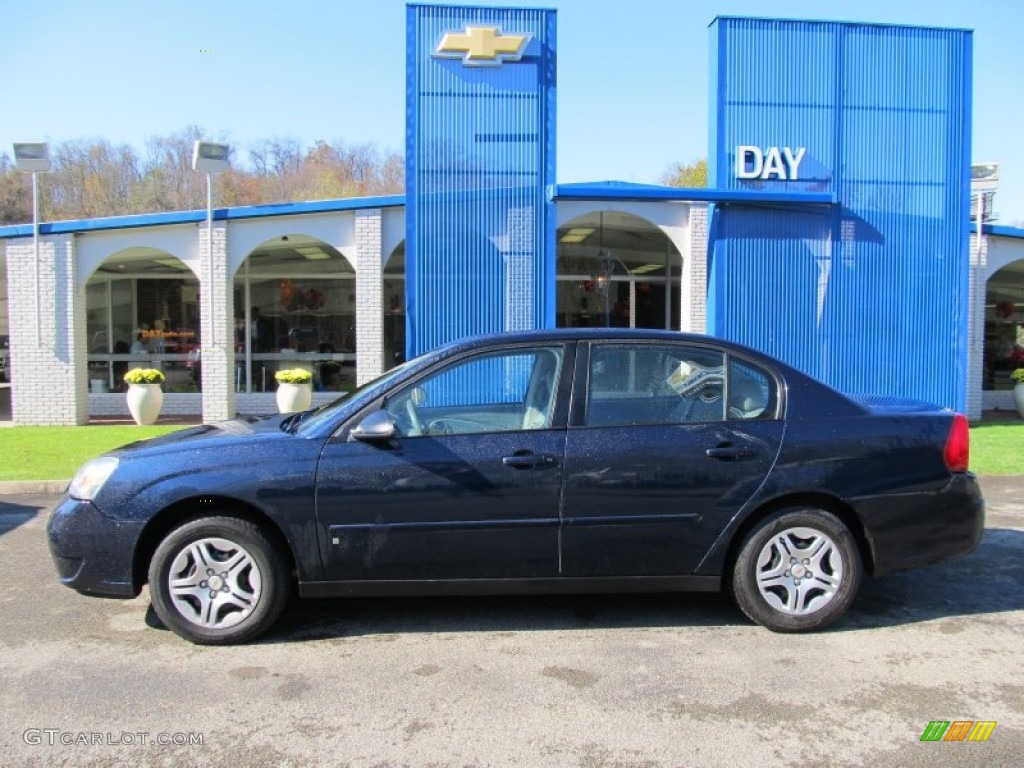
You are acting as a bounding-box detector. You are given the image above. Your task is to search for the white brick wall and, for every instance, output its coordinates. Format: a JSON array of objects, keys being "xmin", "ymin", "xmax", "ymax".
[
  {"xmin": 966, "ymin": 231, "xmax": 987, "ymax": 419},
  {"xmin": 89, "ymin": 393, "xmax": 203, "ymax": 417},
  {"xmin": 199, "ymin": 222, "xmax": 234, "ymax": 422},
  {"xmin": 504, "ymin": 207, "xmax": 536, "ymax": 332},
  {"xmin": 355, "ymin": 210, "xmax": 384, "ymax": 384},
  {"xmin": 7, "ymin": 235, "xmax": 88, "ymax": 425},
  {"xmin": 236, "ymin": 391, "xmax": 341, "ymax": 417},
  {"xmin": 684, "ymin": 204, "xmax": 708, "ymax": 334}
]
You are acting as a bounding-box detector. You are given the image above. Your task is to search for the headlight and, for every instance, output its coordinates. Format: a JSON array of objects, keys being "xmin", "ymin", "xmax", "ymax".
[{"xmin": 68, "ymin": 456, "xmax": 120, "ymax": 500}]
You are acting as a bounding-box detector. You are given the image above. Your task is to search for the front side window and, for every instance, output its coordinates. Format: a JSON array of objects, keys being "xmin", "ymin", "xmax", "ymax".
[{"xmin": 385, "ymin": 347, "xmax": 564, "ymax": 437}]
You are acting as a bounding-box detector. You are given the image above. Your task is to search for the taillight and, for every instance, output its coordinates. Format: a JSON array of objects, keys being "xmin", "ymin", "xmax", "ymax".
[{"xmin": 943, "ymin": 413, "xmax": 970, "ymax": 473}]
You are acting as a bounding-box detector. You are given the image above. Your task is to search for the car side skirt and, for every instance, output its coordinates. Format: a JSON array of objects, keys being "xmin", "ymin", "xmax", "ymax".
[{"xmin": 299, "ymin": 575, "xmax": 722, "ymax": 599}]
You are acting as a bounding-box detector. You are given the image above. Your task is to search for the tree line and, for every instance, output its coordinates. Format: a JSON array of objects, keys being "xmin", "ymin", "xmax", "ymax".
[
  {"xmin": 0, "ymin": 125, "xmax": 705, "ymax": 225},
  {"xmin": 0, "ymin": 126, "xmax": 404, "ymax": 225}
]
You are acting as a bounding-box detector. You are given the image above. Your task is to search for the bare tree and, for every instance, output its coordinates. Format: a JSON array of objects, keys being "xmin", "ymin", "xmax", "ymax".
[
  {"xmin": 0, "ymin": 127, "xmax": 405, "ymax": 224},
  {"xmin": 0, "ymin": 154, "xmax": 32, "ymax": 225},
  {"xmin": 140, "ymin": 126, "xmax": 206, "ymax": 211}
]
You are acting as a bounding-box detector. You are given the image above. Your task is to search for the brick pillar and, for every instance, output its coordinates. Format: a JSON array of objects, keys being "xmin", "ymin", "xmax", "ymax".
[
  {"xmin": 683, "ymin": 204, "xmax": 709, "ymax": 334},
  {"xmin": 504, "ymin": 206, "xmax": 535, "ymax": 332},
  {"xmin": 966, "ymin": 231, "xmax": 987, "ymax": 420},
  {"xmin": 355, "ymin": 209, "xmax": 384, "ymax": 385},
  {"xmin": 199, "ymin": 221, "xmax": 234, "ymax": 422},
  {"xmin": 6, "ymin": 234, "xmax": 88, "ymax": 424}
]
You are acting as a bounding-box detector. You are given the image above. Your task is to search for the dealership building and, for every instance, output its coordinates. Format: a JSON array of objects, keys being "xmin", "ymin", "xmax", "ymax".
[{"xmin": 1, "ymin": 5, "xmax": 1023, "ymax": 425}]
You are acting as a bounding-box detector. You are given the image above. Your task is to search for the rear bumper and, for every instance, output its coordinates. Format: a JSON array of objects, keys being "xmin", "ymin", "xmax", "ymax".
[
  {"xmin": 857, "ymin": 473, "xmax": 985, "ymax": 577},
  {"xmin": 47, "ymin": 496, "xmax": 144, "ymax": 598}
]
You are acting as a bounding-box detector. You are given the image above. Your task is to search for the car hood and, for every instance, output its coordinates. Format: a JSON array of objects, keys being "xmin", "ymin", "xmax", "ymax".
[{"xmin": 107, "ymin": 414, "xmax": 299, "ymax": 459}]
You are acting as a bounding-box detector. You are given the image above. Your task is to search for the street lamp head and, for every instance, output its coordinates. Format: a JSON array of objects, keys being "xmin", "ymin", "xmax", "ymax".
[
  {"xmin": 970, "ymin": 162, "xmax": 999, "ymax": 193},
  {"xmin": 192, "ymin": 141, "xmax": 231, "ymax": 173},
  {"xmin": 13, "ymin": 142, "xmax": 51, "ymax": 173}
]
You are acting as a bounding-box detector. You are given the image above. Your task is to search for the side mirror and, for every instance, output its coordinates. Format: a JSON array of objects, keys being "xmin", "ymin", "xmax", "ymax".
[{"xmin": 350, "ymin": 409, "xmax": 397, "ymax": 443}]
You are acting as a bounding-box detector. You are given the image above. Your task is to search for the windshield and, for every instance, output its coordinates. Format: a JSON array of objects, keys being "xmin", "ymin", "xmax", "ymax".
[{"xmin": 294, "ymin": 358, "xmax": 419, "ymax": 436}]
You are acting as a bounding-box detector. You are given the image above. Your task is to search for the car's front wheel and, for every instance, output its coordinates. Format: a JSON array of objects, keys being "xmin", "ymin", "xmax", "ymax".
[
  {"xmin": 148, "ymin": 516, "xmax": 290, "ymax": 645},
  {"xmin": 732, "ymin": 507, "xmax": 861, "ymax": 632}
]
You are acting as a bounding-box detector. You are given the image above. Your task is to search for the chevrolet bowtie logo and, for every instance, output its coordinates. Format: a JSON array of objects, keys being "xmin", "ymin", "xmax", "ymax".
[{"xmin": 434, "ymin": 26, "xmax": 531, "ymax": 67}]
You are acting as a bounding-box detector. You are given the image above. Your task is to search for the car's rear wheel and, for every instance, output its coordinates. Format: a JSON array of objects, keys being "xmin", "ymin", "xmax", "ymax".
[
  {"xmin": 732, "ymin": 507, "xmax": 861, "ymax": 632},
  {"xmin": 148, "ymin": 516, "xmax": 289, "ymax": 645}
]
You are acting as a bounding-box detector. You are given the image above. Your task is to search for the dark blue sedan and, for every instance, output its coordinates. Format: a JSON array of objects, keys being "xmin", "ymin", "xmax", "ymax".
[{"xmin": 47, "ymin": 330, "xmax": 984, "ymax": 644}]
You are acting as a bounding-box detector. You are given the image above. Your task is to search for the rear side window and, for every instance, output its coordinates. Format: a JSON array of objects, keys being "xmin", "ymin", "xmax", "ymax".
[
  {"xmin": 583, "ymin": 344, "xmax": 779, "ymax": 427},
  {"xmin": 586, "ymin": 344, "xmax": 726, "ymax": 426},
  {"xmin": 727, "ymin": 358, "xmax": 775, "ymax": 420}
]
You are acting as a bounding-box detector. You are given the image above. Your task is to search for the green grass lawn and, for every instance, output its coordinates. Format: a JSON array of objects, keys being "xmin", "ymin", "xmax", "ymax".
[
  {"xmin": 0, "ymin": 426, "xmax": 187, "ymax": 481},
  {"xmin": 967, "ymin": 421, "xmax": 1024, "ymax": 476},
  {"xmin": 0, "ymin": 421, "xmax": 1021, "ymax": 483}
]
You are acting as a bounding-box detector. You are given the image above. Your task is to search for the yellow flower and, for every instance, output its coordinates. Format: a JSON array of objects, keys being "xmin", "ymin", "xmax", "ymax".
[
  {"xmin": 275, "ymin": 368, "xmax": 313, "ymax": 385},
  {"xmin": 123, "ymin": 368, "xmax": 165, "ymax": 385}
]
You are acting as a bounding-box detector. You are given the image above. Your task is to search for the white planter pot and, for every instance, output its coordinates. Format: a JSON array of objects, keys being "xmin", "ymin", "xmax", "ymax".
[
  {"xmin": 1014, "ymin": 382, "xmax": 1024, "ymax": 418},
  {"xmin": 126, "ymin": 383, "xmax": 164, "ymax": 425},
  {"xmin": 276, "ymin": 382, "xmax": 312, "ymax": 413}
]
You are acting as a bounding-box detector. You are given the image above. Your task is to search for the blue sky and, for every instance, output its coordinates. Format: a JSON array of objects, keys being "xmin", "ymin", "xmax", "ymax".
[{"xmin": 2, "ymin": 0, "xmax": 1022, "ymax": 223}]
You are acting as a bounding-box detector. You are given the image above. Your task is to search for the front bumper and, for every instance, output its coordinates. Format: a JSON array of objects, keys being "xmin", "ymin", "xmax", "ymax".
[{"xmin": 47, "ymin": 496, "xmax": 145, "ymax": 598}]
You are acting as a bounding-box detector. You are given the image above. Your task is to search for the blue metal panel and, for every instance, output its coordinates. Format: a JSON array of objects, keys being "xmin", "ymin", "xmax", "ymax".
[
  {"xmin": 708, "ymin": 18, "xmax": 972, "ymax": 412},
  {"xmin": 711, "ymin": 18, "xmax": 838, "ymax": 196},
  {"xmin": 708, "ymin": 205, "xmax": 832, "ymax": 376},
  {"xmin": 406, "ymin": 4, "xmax": 556, "ymax": 358},
  {"xmin": 985, "ymin": 224, "xmax": 1024, "ymax": 239},
  {"xmin": 552, "ymin": 180, "xmax": 834, "ymax": 205}
]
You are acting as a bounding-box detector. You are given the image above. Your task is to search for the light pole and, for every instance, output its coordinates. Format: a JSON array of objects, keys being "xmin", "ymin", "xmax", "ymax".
[
  {"xmin": 192, "ymin": 141, "xmax": 230, "ymax": 348},
  {"xmin": 13, "ymin": 142, "xmax": 51, "ymax": 348}
]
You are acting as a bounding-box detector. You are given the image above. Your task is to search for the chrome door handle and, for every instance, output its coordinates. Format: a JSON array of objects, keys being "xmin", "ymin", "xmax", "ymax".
[
  {"xmin": 706, "ymin": 445, "xmax": 757, "ymax": 460},
  {"xmin": 502, "ymin": 454, "xmax": 556, "ymax": 469}
]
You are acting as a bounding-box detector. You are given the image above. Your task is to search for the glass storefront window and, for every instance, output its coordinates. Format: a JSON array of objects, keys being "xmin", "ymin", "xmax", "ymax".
[
  {"xmin": 978, "ymin": 296, "xmax": 1019, "ymax": 391},
  {"xmin": 556, "ymin": 212, "xmax": 682, "ymax": 330},
  {"xmin": 86, "ymin": 257, "xmax": 200, "ymax": 393},
  {"xmin": 234, "ymin": 236, "xmax": 357, "ymax": 394},
  {"xmin": 983, "ymin": 273, "xmax": 1024, "ymax": 391},
  {"xmin": 384, "ymin": 243, "xmax": 406, "ymax": 368}
]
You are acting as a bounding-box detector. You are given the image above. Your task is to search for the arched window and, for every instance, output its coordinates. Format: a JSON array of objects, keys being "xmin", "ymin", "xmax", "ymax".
[
  {"xmin": 557, "ymin": 211, "xmax": 682, "ymax": 330},
  {"xmin": 984, "ymin": 261, "xmax": 1024, "ymax": 390},
  {"xmin": 85, "ymin": 249, "xmax": 198, "ymax": 393},
  {"xmin": 233, "ymin": 235, "xmax": 356, "ymax": 393}
]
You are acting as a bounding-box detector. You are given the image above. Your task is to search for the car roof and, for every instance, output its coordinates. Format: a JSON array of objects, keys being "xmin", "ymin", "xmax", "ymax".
[{"xmin": 444, "ymin": 328, "xmax": 768, "ymax": 358}]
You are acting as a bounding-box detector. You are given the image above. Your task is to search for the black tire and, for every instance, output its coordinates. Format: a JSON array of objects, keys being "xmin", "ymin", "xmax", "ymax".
[
  {"xmin": 732, "ymin": 507, "xmax": 861, "ymax": 633},
  {"xmin": 148, "ymin": 516, "xmax": 290, "ymax": 645}
]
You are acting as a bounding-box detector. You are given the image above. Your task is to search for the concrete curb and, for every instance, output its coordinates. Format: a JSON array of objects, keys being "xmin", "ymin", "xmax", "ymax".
[{"xmin": 0, "ymin": 480, "xmax": 70, "ymax": 496}]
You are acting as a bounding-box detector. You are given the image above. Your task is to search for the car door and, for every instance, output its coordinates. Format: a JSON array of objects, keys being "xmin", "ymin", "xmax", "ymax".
[
  {"xmin": 560, "ymin": 341, "xmax": 784, "ymax": 577},
  {"xmin": 314, "ymin": 344, "xmax": 572, "ymax": 581}
]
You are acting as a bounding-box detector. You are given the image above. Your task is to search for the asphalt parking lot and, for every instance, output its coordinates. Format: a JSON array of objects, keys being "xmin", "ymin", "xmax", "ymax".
[{"xmin": 1, "ymin": 480, "xmax": 1022, "ymax": 768}]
